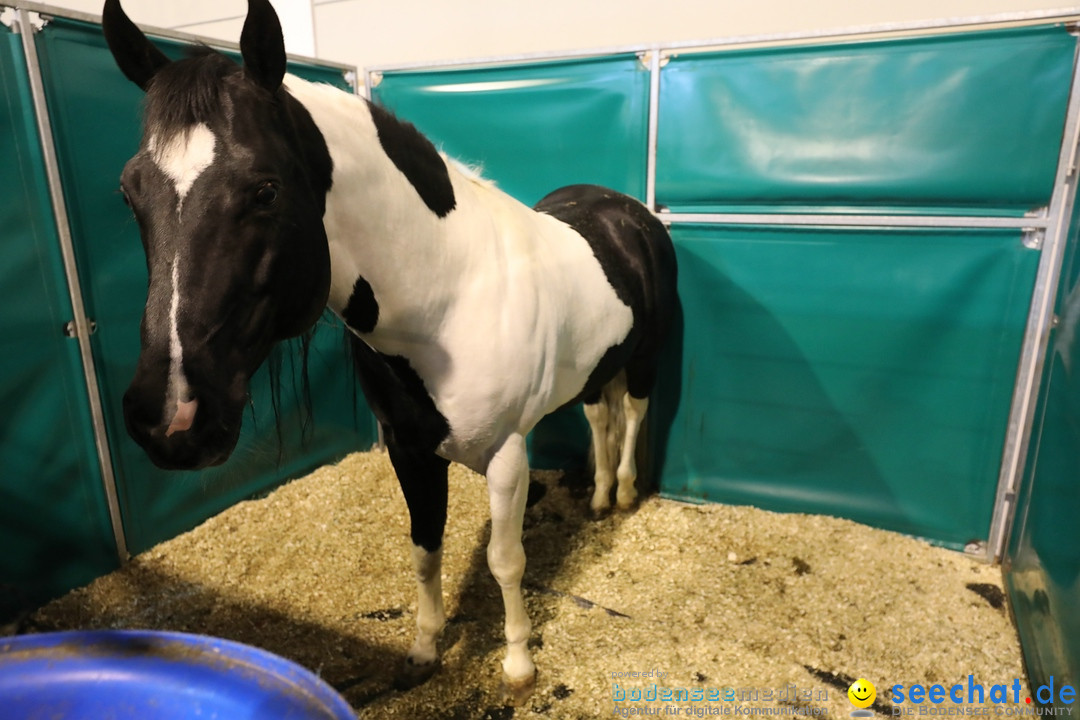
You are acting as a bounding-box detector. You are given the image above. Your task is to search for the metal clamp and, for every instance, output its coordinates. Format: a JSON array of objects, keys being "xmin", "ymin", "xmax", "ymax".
[
  {"xmin": 63, "ymin": 319, "xmax": 97, "ymax": 338},
  {"xmin": 2, "ymin": 8, "xmax": 46, "ymax": 32},
  {"xmin": 342, "ymin": 69, "xmax": 358, "ymax": 92},
  {"xmin": 636, "ymin": 50, "xmax": 671, "ymax": 70}
]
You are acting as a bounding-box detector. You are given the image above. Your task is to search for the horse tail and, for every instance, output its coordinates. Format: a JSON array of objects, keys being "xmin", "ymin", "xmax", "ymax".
[{"xmin": 600, "ymin": 371, "xmax": 628, "ymax": 472}]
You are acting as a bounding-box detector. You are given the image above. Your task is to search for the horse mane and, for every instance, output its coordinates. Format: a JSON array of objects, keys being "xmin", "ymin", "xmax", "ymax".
[
  {"xmin": 264, "ymin": 327, "xmax": 317, "ymax": 464},
  {"xmin": 143, "ymin": 48, "xmax": 238, "ymax": 136}
]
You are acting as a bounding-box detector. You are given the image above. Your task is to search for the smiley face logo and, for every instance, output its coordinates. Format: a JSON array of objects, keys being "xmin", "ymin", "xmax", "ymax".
[{"xmin": 848, "ymin": 678, "xmax": 876, "ymax": 709}]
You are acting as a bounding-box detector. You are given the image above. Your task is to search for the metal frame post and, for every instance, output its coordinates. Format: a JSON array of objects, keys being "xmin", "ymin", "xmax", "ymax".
[
  {"xmin": 14, "ymin": 6, "xmax": 128, "ymax": 562},
  {"xmin": 645, "ymin": 46, "xmax": 661, "ymax": 211},
  {"xmin": 986, "ymin": 37, "xmax": 1080, "ymax": 563}
]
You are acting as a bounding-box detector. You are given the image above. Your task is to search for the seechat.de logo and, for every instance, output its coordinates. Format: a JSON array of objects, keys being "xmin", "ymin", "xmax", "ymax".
[{"xmin": 890, "ymin": 675, "xmax": 1076, "ymax": 715}]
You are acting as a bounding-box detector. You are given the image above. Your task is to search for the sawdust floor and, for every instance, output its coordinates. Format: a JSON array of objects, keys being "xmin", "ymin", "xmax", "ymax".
[{"xmin": 31, "ymin": 451, "xmax": 1026, "ymax": 719}]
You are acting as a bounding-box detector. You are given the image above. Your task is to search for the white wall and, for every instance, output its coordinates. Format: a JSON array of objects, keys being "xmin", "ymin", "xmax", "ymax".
[
  {"xmin": 40, "ymin": 0, "xmax": 314, "ymax": 57},
  {"xmin": 35, "ymin": 0, "xmax": 1080, "ymax": 73},
  {"xmin": 315, "ymin": 0, "xmax": 1078, "ymax": 71}
]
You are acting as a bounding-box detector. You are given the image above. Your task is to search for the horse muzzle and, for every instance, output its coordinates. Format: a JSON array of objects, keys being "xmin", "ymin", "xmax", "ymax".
[{"xmin": 122, "ymin": 379, "xmax": 243, "ymax": 471}]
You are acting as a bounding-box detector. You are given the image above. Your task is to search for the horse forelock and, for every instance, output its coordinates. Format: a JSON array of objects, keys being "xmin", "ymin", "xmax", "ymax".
[{"xmin": 143, "ymin": 49, "xmax": 238, "ymax": 138}]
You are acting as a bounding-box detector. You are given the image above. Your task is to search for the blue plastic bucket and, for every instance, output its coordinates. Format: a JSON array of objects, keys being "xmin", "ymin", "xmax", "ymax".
[{"xmin": 0, "ymin": 630, "xmax": 355, "ymax": 719}]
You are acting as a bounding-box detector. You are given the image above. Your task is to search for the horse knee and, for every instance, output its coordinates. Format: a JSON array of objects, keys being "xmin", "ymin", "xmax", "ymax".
[{"xmin": 487, "ymin": 537, "xmax": 525, "ymax": 589}]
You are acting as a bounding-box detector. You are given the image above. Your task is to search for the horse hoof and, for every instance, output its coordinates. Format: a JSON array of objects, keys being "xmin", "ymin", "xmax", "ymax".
[
  {"xmin": 588, "ymin": 504, "xmax": 613, "ymax": 521},
  {"xmin": 500, "ymin": 670, "xmax": 537, "ymax": 706},
  {"xmin": 393, "ymin": 656, "xmax": 441, "ymax": 690}
]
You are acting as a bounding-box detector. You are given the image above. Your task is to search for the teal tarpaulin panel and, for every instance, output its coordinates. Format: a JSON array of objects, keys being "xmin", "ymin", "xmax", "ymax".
[
  {"xmin": 372, "ymin": 55, "xmax": 651, "ymax": 206},
  {"xmin": 660, "ymin": 224, "xmax": 1038, "ymax": 548},
  {"xmin": 657, "ymin": 27, "xmax": 1075, "ymax": 216},
  {"xmin": 0, "ymin": 28, "xmax": 118, "ymax": 617},
  {"xmin": 1006, "ymin": 198, "xmax": 1080, "ymax": 710},
  {"xmin": 370, "ymin": 26, "xmax": 1075, "ymax": 542},
  {"xmin": 32, "ymin": 18, "xmax": 376, "ymax": 555}
]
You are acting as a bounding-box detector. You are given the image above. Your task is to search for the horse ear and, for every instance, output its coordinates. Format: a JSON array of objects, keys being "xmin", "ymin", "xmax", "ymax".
[
  {"xmin": 240, "ymin": 0, "xmax": 287, "ymax": 92},
  {"xmin": 102, "ymin": 0, "xmax": 170, "ymax": 91}
]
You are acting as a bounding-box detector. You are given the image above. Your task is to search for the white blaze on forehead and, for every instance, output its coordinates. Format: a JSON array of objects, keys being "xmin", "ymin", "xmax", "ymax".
[{"xmin": 148, "ymin": 123, "xmax": 217, "ymax": 207}]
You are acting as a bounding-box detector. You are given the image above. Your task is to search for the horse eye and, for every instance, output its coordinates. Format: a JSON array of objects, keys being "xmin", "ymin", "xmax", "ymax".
[{"xmin": 255, "ymin": 183, "xmax": 279, "ymax": 206}]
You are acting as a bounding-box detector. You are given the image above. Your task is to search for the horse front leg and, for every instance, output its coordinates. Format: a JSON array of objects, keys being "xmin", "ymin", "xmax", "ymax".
[
  {"xmin": 385, "ymin": 433, "xmax": 450, "ymax": 688},
  {"xmin": 485, "ymin": 433, "xmax": 537, "ymax": 705}
]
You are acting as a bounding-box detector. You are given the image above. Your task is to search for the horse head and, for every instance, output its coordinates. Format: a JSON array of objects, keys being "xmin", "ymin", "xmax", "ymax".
[{"xmin": 103, "ymin": 0, "xmax": 333, "ymax": 469}]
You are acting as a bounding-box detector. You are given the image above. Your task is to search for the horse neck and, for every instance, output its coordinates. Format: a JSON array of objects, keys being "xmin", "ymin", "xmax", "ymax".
[{"xmin": 282, "ymin": 75, "xmax": 486, "ymax": 335}]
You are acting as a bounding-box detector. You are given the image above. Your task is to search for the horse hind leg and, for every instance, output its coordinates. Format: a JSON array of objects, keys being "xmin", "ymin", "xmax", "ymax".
[
  {"xmin": 586, "ymin": 371, "xmax": 641, "ymax": 514},
  {"xmin": 585, "ymin": 376, "xmax": 619, "ymax": 514},
  {"xmin": 616, "ymin": 392, "xmax": 649, "ymax": 510},
  {"xmin": 584, "ymin": 401, "xmax": 613, "ymax": 514},
  {"xmin": 601, "ymin": 362, "xmax": 656, "ymax": 512}
]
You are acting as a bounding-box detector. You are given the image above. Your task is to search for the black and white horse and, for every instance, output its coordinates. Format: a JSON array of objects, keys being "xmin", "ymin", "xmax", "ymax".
[{"xmin": 103, "ymin": 0, "xmax": 677, "ymax": 704}]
